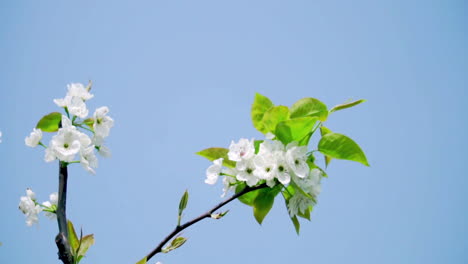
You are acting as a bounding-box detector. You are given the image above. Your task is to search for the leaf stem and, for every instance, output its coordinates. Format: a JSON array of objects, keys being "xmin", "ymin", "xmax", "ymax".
[{"xmin": 143, "ymin": 183, "xmax": 268, "ymax": 262}]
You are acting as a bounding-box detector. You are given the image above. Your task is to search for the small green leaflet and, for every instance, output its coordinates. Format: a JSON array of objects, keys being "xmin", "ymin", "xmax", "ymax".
[
  {"xmin": 275, "ymin": 117, "xmax": 318, "ymax": 145},
  {"xmin": 261, "ymin": 105, "xmax": 290, "ymax": 133},
  {"xmin": 36, "ymin": 112, "xmax": 62, "ymax": 132},
  {"xmin": 290, "ymin": 97, "xmax": 328, "ymax": 121},
  {"xmin": 330, "ymin": 99, "xmax": 366, "ymax": 113},
  {"xmin": 318, "ymin": 132, "xmax": 369, "ymax": 166},
  {"xmin": 251, "ymin": 93, "xmax": 274, "ymax": 134},
  {"xmin": 253, "ymin": 186, "xmax": 281, "ymax": 224},
  {"xmin": 196, "ymin": 148, "xmax": 236, "ymax": 168}
]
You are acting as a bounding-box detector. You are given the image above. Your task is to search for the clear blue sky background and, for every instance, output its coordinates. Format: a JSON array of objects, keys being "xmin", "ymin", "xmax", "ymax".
[{"xmin": 1, "ymin": 0, "xmax": 467, "ymax": 263}]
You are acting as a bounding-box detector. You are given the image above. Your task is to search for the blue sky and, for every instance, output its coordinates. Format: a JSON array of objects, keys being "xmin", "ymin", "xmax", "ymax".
[{"xmin": 1, "ymin": 0, "xmax": 467, "ymax": 263}]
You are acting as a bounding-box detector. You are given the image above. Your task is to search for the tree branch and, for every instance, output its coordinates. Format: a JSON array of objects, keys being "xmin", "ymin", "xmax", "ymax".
[
  {"xmin": 56, "ymin": 162, "xmax": 73, "ymax": 264},
  {"xmin": 144, "ymin": 183, "xmax": 268, "ymax": 262}
]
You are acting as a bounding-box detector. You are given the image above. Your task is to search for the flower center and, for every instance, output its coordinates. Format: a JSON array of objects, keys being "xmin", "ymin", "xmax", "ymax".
[
  {"xmin": 64, "ymin": 143, "xmax": 69, "ymax": 148},
  {"xmin": 278, "ymin": 165, "xmax": 285, "ymax": 172},
  {"xmin": 246, "ymin": 168, "xmax": 253, "ymax": 174}
]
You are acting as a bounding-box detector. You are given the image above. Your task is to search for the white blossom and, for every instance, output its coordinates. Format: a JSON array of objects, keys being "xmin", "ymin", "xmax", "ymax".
[
  {"xmin": 25, "ymin": 128, "xmax": 43, "ymax": 147},
  {"xmin": 287, "ymin": 192, "xmax": 315, "ymax": 218},
  {"xmin": 274, "ymin": 151, "xmax": 290, "ymax": 185},
  {"xmin": 93, "ymin": 106, "xmax": 114, "ymax": 138},
  {"xmin": 205, "ymin": 158, "xmax": 223, "ymax": 185},
  {"xmin": 80, "ymin": 145, "xmax": 98, "ymax": 174},
  {"xmin": 236, "ymin": 158, "xmax": 259, "ymax": 187},
  {"xmin": 42, "ymin": 192, "xmax": 58, "ymax": 220},
  {"xmin": 54, "ymin": 83, "xmax": 93, "ymax": 118},
  {"xmin": 285, "ymin": 142, "xmax": 309, "ymax": 179},
  {"xmin": 18, "ymin": 189, "xmax": 42, "ymax": 226},
  {"xmin": 66, "ymin": 83, "xmax": 93, "ymax": 100},
  {"xmin": 288, "ymin": 168, "xmax": 323, "ymax": 218},
  {"xmin": 228, "ymin": 138, "xmax": 255, "ymax": 162},
  {"xmin": 46, "ymin": 116, "xmax": 91, "ymax": 162}
]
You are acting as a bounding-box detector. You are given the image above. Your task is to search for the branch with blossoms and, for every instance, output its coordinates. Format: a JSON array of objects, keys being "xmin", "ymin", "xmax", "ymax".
[
  {"xmin": 20, "ymin": 82, "xmax": 113, "ymax": 264},
  {"xmin": 19, "ymin": 86, "xmax": 368, "ymax": 264},
  {"xmin": 136, "ymin": 94, "xmax": 369, "ymax": 264}
]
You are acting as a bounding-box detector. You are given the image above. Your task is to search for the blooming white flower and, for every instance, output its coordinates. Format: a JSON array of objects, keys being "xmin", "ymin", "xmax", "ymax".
[
  {"xmin": 236, "ymin": 158, "xmax": 259, "ymax": 187},
  {"xmin": 205, "ymin": 158, "xmax": 223, "ymax": 185},
  {"xmin": 253, "ymin": 151, "xmax": 277, "ymax": 181},
  {"xmin": 42, "ymin": 192, "xmax": 58, "ymax": 220},
  {"xmin": 228, "ymin": 138, "xmax": 255, "ymax": 162},
  {"xmin": 288, "ymin": 168, "xmax": 323, "ymax": 218},
  {"xmin": 285, "ymin": 142, "xmax": 309, "ymax": 179},
  {"xmin": 25, "ymin": 128, "xmax": 43, "ymax": 147},
  {"xmin": 80, "ymin": 145, "xmax": 98, "ymax": 174},
  {"xmin": 93, "ymin": 106, "xmax": 114, "ymax": 138},
  {"xmin": 54, "ymin": 83, "xmax": 93, "ymax": 118},
  {"xmin": 274, "ymin": 151, "xmax": 291, "ymax": 185},
  {"xmin": 66, "ymin": 83, "xmax": 93, "ymax": 100},
  {"xmin": 287, "ymin": 192, "xmax": 315, "ymax": 218},
  {"xmin": 18, "ymin": 188, "xmax": 42, "ymax": 226},
  {"xmin": 46, "ymin": 116, "xmax": 91, "ymax": 162}
]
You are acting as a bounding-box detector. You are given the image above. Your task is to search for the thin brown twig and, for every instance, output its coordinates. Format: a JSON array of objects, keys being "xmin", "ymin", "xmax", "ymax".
[{"xmin": 144, "ymin": 183, "xmax": 268, "ymax": 262}]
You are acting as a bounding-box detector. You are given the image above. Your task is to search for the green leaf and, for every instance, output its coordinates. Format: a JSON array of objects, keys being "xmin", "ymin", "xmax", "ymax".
[
  {"xmin": 261, "ymin": 106, "xmax": 290, "ymax": 133},
  {"xmin": 83, "ymin": 118, "xmax": 94, "ymax": 127},
  {"xmin": 235, "ymin": 183, "xmax": 259, "ymax": 206},
  {"xmin": 76, "ymin": 234, "xmax": 94, "ymax": 258},
  {"xmin": 318, "ymin": 133, "xmax": 369, "ymax": 166},
  {"xmin": 178, "ymin": 190, "xmax": 189, "ymax": 216},
  {"xmin": 162, "ymin": 236, "xmax": 187, "ymax": 253},
  {"xmin": 67, "ymin": 220, "xmax": 79, "ymax": 255},
  {"xmin": 320, "ymin": 126, "xmax": 333, "ymax": 167},
  {"xmin": 136, "ymin": 257, "xmax": 147, "ymax": 264},
  {"xmin": 254, "ymin": 140, "xmax": 264, "ymax": 154},
  {"xmin": 330, "ymin": 99, "xmax": 366, "ymax": 113},
  {"xmin": 36, "ymin": 112, "xmax": 62, "ymax": 132},
  {"xmin": 253, "ymin": 187, "xmax": 281, "ymax": 224},
  {"xmin": 275, "ymin": 117, "xmax": 318, "ymax": 145},
  {"xmin": 290, "ymin": 98, "xmax": 328, "ymax": 121},
  {"xmin": 291, "ymin": 215, "xmax": 301, "ymax": 235},
  {"xmin": 196, "ymin": 148, "xmax": 236, "ymax": 168},
  {"xmin": 251, "ymin": 93, "xmax": 274, "ymax": 133}
]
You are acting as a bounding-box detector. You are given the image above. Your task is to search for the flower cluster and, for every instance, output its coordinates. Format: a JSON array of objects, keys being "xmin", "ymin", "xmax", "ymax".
[
  {"xmin": 18, "ymin": 188, "xmax": 58, "ymax": 226},
  {"xmin": 205, "ymin": 137, "xmax": 322, "ymax": 218},
  {"xmin": 25, "ymin": 83, "xmax": 113, "ymax": 174}
]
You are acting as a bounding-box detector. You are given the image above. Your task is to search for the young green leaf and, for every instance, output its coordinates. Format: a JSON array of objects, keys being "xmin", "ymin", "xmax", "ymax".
[
  {"xmin": 290, "ymin": 98, "xmax": 328, "ymax": 121},
  {"xmin": 254, "ymin": 140, "xmax": 264, "ymax": 154},
  {"xmin": 136, "ymin": 257, "xmax": 147, "ymax": 264},
  {"xmin": 67, "ymin": 220, "xmax": 79, "ymax": 255},
  {"xmin": 211, "ymin": 210, "xmax": 229, "ymax": 219},
  {"xmin": 261, "ymin": 106, "xmax": 290, "ymax": 133},
  {"xmin": 318, "ymin": 133, "xmax": 369, "ymax": 166},
  {"xmin": 36, "ymin": 112, "xmax": 62, "ymax": 132},
  {"xmin": 291, "ymin": 215, "xmax": 301, "ymax": 235},
  {"xmin": 320, "ymin": 126, "xmax": 333, "ymax": 167},
  {"xmin": 76, "ymin": 234, "xmax": 94, "ymax": 258},
  {"xmin": 251, "ymin": 93, "xmax": 274, "ymax": 134},
  {"xmin": 196, "ymin": 148, "xmax": 236, "ymax": 168},
  {"xmin": 162, "ymin": 236, "xmax": 188, "ymax": 253},
  {"xmin": 330, "ymin": 99, "xmax": 366, "ymax": 113},
  {"xmin": 178, "ymin": 190, "xmax": 189, "ymax": 217},
  {"xmin": 83, "ymin": 118, "xmax": 94, "ymax": 127},
  {"xmin": 235, "ymin": 183, "xmax": 259, "ymax": 206},
  {"xmin": 275, "ymin": 117, "xmax": 318, "ymax": 145},
  {"xmin": 253, "ymin": 187, "xmax": 281, "ymax": 224}
]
